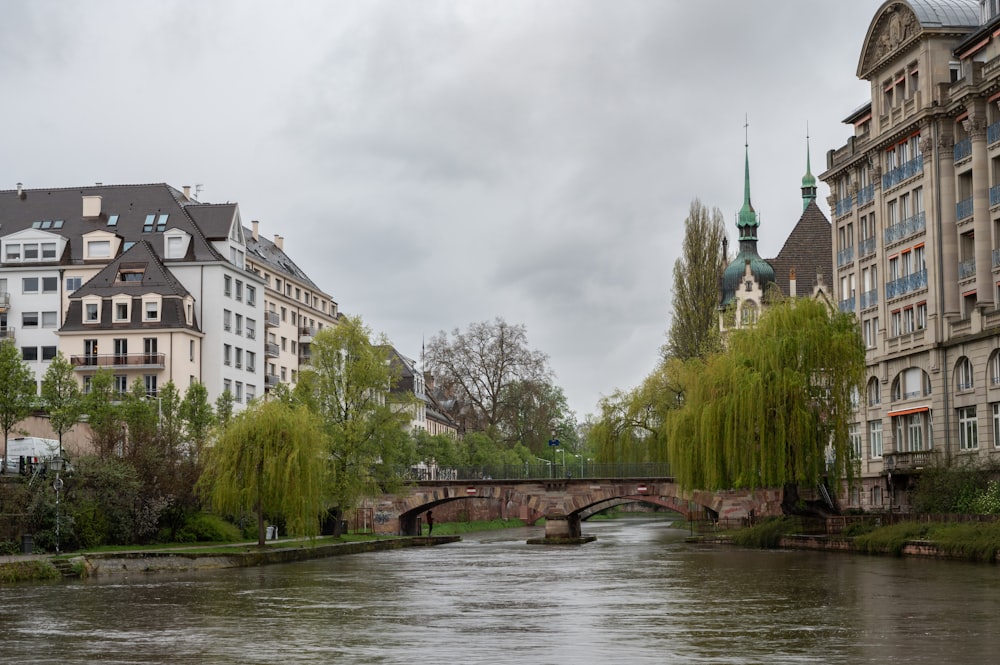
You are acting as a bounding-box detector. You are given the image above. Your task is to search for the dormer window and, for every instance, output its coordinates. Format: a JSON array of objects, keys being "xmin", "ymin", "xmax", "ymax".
[
  {"xmin": 5, "ymin": 244, "xmax": 20, "ymax": 261},
  {"xmin": 113, "ymin": 296, "xmax": 130, "ymax": 322},
  {"xmin": 143, "ymin": 214, "xmax": 169, "ymax": 233},
  {"xmin": 107, "ymin": 215, "xmax": 119, "ymax": 227},
  {"xmin": 85, "ymin": 302, "xmax": 100, "ymax": 323},
  {"xmin": 117, "ymin": 268, "xmax": 145, "ymax": 283},
  {"xmin": 87, "ymin": 240, "xmax": 111, "ymax": 259},
  {"xmin": 143, "ymin": 296, "xmax": 161, "ymax": 322}
]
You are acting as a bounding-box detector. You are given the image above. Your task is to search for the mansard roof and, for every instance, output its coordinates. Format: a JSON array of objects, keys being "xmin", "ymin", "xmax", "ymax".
[
  {"xmin": 244, "ymin": 226, "xmax": 320, "ymax": 291},
  {"xmin": 767, "ymin": 201, "xmax": 833, "ymax": 299},
  {"xmin": 0, "ymin": 183, "xmax": 227, "ymax": 264}
]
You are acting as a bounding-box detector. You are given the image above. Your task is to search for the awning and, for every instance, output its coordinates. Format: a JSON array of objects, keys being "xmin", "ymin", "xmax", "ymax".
[{"xmin": 887, "ymin": 405, "xmax": 929, "ymax": 417}]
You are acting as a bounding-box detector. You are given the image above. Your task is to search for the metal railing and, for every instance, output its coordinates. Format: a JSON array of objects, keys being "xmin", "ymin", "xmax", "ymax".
[
  {"xmin": 883, "ymin": 450, "xmax": 940, "ymax": 472},
  {"xmin": 883, "ymin": 211, "xmax": 925, "ymax": 244},
  {"xmin": 837, "ymin": 246, "xmax": 854, "ymax": 266},
  {"xmin": 859, "ymin": 236, "xmax": 877, "ymax": 257},
  {"xmin": 838, "ymin": 297, "xmax": 855, "ymax": 313},
  {"xmin": 835, "ymin": 197, "xmax": 853, "ymax": 217},
  {"xmin": 882, "ymin": 155, "xmax": 923, "ymax": 189},
  {"xmin": 860, "ymin": 289, "xmax": 878, "ymax": 310},
  {"xmin": 959, "ymin": 258, "xmax": 976, "ymax": 280},
  {"xmin": 885, "ymin": 268, "xmax": 927, "ymax": 299},
  {"xmin": 954, "ymin": 137, "xmax": 972, "ymax": 162},
  {"xmin": 856, "ymin": 183, "xmax": 875, "ymax": 206},
  {"xmin": 69, "ymin": 353, "xmax": 165, "ymax": 369},
  {"xmin": 398, "ymin": 462, "xmax": 672, "ymax": 482},
  {"xmin": 957, "ymin": 197, "xmax": 974, "ymax": 221}
]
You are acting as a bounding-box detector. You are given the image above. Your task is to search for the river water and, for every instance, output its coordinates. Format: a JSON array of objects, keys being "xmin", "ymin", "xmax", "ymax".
[{"xmin": 1, "ymin": 517, "xmax": 997, "ymax": 664}]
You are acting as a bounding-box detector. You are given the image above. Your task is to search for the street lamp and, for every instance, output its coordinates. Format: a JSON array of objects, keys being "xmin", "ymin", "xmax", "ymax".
[
  {"xmin": 573, "ymin": 453, "xmax": 583, "ymax": 477},
  {"xmin": 49, "ymin": 456, "xmax": 65, "ymax": 554},
  {"xmin": 534, "ymin": 457, "xmax": 552, "ymax": 479}
]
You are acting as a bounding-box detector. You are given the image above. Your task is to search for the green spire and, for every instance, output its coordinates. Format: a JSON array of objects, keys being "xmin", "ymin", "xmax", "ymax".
[
  {"xmin": 802, "ymin": 128, "xmax": 817, "ymax": 210},
  {"xmin": 737, "ymin": 136, "xmax": 758, "ymax": 241}
]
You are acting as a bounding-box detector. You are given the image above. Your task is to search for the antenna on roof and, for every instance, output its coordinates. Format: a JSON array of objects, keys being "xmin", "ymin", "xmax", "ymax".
[{"xmin": 195, "ymin": 184, "xmax": 203, "ymax": 200}]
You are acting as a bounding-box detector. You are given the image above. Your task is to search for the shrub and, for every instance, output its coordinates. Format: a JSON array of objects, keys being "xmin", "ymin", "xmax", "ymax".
[
  {"xmin": 172, "ymin": 513, "xmax": 242, "ymax": 543},
  {"xmin": 730, "ymin": 517, "xmax": 796, "ymax": 549}
]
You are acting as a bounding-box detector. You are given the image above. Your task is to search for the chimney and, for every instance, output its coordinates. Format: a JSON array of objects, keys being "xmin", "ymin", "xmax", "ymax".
[
  {"xmin": 82, "ymin": 195, "xmax": 102, "ymax": 218},
  {"xmin": 252, "ymin": 220, "xmax": 259, "ymax": 240},
  {"xmin": 183, "ymin": 185, "xmax": 191, "ymax": 200},
  {"xmin": 275, "ymin": 234, "xmax": 284, "ymax": 250},
  {"xmin": 16, "ymin": 182, "xmax": 25, "ymax": 200},
  {"xmin": 789, "ymin": 267, "xmax": 797, "ymax": 298}
]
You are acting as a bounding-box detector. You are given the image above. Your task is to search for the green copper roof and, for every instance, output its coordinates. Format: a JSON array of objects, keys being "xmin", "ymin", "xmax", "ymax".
[
  {"xmin": 736, "ymin": 144, "xmax": 758, "ymax": 240},
  {"xmin": 801, "ymin": 134, "xmax": 817, "ymax": 211}
]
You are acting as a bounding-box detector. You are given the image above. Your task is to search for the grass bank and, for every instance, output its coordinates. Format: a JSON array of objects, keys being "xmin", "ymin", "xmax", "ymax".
[
  {"xmin": 424, "ymin": 518, "xmax": 527, "ymax": 536},
  {"xmin": 0, "ymin": 560, "xmax": 60, "ymax": 583}
]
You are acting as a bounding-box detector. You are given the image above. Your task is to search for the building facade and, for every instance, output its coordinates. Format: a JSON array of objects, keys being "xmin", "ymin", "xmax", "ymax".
[
  {"xmin": 822, "ymin": 0, "xmax": 1000, "ymax": 510},
  {"xmin": 0, "ymin": 183, "xmax": 338, "ymax": 418}
]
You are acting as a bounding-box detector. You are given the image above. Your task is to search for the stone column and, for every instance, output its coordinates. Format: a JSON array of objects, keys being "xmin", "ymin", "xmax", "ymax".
[
  {"xmin": 933, "ymin": 131, "xmax": 960, "ymax": 319},
  {"xmin": 965, "ymin": 108, "xmax": 994, "ymax": 309}
]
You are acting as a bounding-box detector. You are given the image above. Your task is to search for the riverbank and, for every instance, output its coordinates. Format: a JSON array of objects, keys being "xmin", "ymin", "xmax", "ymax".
[{"xmin": 0, "ymin": 535, "xmax": 460, "ymax": 583}]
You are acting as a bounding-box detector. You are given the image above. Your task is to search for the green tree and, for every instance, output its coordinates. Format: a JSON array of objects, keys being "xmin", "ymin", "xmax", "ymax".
[
  {"xmin": 666, "ymin": 297, "xmax": 865, "ymax": 491},
  {"xmin": 84, "ymin": 370, "xmax": 124, "ymax": 457},
  {"xmin": 40, "ymin": 352, "xmax": 83, "ymax": 458},
  {"xmin": 215, "ymin": 390, "xmax": 235, "ymax": 429},
  {"xmin": 294, "ymin": 316, "xmax": 411, "ymax": 531},
  {"xmin": 0, "ymin": 339, "xmax": 36, "ymax": 471},
  {"xmin": 179, "ymin": 381, "xmax": 214, "ymax": 462},
  {"xmin": 665, "ymin": 199, "xmax": 727, "ymax": 361},
  {"xmin": 199, "ymin": 400, "xmax": 327, "ymax": 546},
  {"xmin": 498, "ymin": 380, "xmax": 576, "ymax": 453}
]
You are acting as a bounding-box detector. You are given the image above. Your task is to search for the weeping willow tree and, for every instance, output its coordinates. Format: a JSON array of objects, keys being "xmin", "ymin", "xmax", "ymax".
[
  {"xmin": 667, "ymin": 297, "xmax": 864, "ymax": 491},
  {"xmin": 199, "ymin": 400, "xmax": 328, "ymax": 546},
  {"xmin": 592, "ymin": 360, "xmax": 683, "ymax": 464}
]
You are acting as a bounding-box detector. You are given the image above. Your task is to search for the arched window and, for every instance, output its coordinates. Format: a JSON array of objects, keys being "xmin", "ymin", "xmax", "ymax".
[
  {"xmin": 867, "ymin": 377, "xmax": 881, "ymax": 406},
  {"xmin": 892, "ymin": 367, "xmax": 931, "ymax": 401},
  {"xmin": 990, "ymin": 350, "xmax": 1000, "ymax": 386},
  {"xmin": 956, "ymin": 357, "xmax": 974, "ymax": 392},
  {"xmin": 741, "ymin": 301, "xmax": 758, "ymax": 326}
]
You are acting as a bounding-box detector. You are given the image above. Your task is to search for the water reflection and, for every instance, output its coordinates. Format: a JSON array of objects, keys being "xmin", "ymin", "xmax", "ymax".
[{"xmin": 1, "ymin": 517, "xmax": 997, "ymax": 664}]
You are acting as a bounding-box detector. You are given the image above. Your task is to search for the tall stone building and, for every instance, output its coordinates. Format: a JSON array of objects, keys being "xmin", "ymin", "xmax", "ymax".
[{"xmin": 822, "ymin": 0, "xmax": 1000, "ymax": 509}]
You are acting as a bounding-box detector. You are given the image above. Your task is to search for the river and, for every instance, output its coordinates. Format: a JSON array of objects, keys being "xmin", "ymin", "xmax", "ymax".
[{"xmin": 1, "ymin": 516, "xmax": 997, "ymax": 664}]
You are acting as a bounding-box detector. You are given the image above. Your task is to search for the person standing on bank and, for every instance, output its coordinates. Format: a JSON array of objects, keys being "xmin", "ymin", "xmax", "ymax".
[{"xmin": 426, "ymin": 510, "xmax": 434, "ymax": 536}]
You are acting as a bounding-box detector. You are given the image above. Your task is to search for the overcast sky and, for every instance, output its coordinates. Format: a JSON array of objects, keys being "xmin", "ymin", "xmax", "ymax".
[{"xmin": 0, "ymin": 0, "xmax": 886, "ymax": 418}]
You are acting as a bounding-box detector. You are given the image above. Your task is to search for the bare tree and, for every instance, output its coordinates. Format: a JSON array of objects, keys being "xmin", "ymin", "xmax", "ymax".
[{"xmin": 425, "ymin": 318, "xmax": 553, "ymax": 437}]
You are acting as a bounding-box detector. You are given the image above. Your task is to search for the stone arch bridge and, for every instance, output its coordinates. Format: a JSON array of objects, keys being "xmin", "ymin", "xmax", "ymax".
[{"xmin": 374, "ymin": 478, "xmax": 784, "ymax": 543}]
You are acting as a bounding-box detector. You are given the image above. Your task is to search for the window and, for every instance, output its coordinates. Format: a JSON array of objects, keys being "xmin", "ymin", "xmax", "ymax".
[
  {"xmin": 5, "ymin": 243, "xmax": 20, "ymax": 261},
  {"xmin": 107, "ymin": 214, "xmax": 119, "ymax": 227},
  {"xmin": 84, "ymin": 339, "xmax": 99, "ymax": 364},
  {"xmin": 869, "ymin": 421, "xmax": 883, "ymax": 458},
  {"xmin": 246, "ymin": 318, "xmax": 256, "ymax": 340},
  {"xmin": 82, "ymin": 376, "xmax": 92, "ymax": 394},
  {"xmin": 993, "ymin": 403, "xmax": 1000, "ymax": 447},
  {"xmin": 87, "ymin": 240, "xmax": 111, "ymax": 258},
  {"xmin": 281, "ymin": 307, "xmax": 287, "ymax": 322},
  {"xmin": 849, "ymin": 423, "xmax": 862, "ymax": 459},
  {"xmin": 117, "ymin": 269, "xmax": 143, "ymax": 283},
  {"xmin": 41, "ymin": 276, "xmax": 57, "ymax": 293},
  {"xmin": 224, "ymin": 344, "xmax": 232, "ymax": 366},
  {"xmin": 166, "ymin": 236, "xmax": 184, "ymax": 258},
  {"xmin": 247, "ymin": 351, "xmax": 256, "ymax": 372},
  {"xmin": 224, "ymin": 379, "xmax": 232, "ymax": 395},
  {"xmin": 23, "ymin": 243, "xmax": 38, "ymax": 260},
  {"xmin": 22, "ymin": 277, "xmax": 38, "ymax": 293},
  {"xmin": 114, "ymin": 338, "xmax": 128, "ymax": 364},
  {"xmin": 908, "ymin": 413, "xmax": 924, "ymax": 451},
  {"xmin": 21, "ymin": 312, "xmax": 38, "ymax": 328},
  {"xmin": 190, "ymin": 340, "xmax": 195, "ymax": 362},
  {"xmin": 235, "ymin": 381, "xmax": 243, "ymax": 402},
  {"xmin": 115, "ymin": 302, "xmax": 129, "ymax": 322},
  {"xmin": 41, "ymin": 311, "xmax": 57, "ymax": 328},
  {"xmin": 867, "ymin": 378, "xmax": 881, "ymax": 406},
  {"xmin": 114, "ymin": 375, "xmax": 128, "ymax": 394},
  {"xmin": 21, "ymin": 347, "xmax": 37, "ymax": 361},
  {"xmin": 959, "ymin": 406, "xmax": 978, "ymax": 451},
  {"xmin": 281, "ymin": 336, "xmax": 287, "ymax": 351},
  {"xmin": 864, "ymin": 317, "xmax": 879, "ymax": 348},
  {"xmin": 235, "ymin": 314, "xmax": 243, "ymax": 336},
  {"xmin": 235, "ymin": 347, "xmax": 243, "ymax": 369},
  {"xmin": 991, "ymin": 352, "xmax": 1000, "ymax": 386},
  {"xmin": 41, "ymin": 346, "xmax": 56, "ymax": 361},
  {"xmin": 903, "ymin": 306, "xmax": 915, "ymax": 333},
  {"xmin": 66, "ymin": 277, "xmax": 82, "ymax": 292},
  {"xmin": 247, "ymin": 285, "xmax": 256, "ymax": 306},
  {"xmin": 224, "ymin": 275, "xmax": 232, "ymax": 297},
  {"xmin": 246, "ymin": 384, "xmax": 256, "ymax": 402},
  {"xmin": 235, "ymin": 280, "xmax": 243, "ymax": 302},
  {"xmin": 891, "ymin": 310, "xmax": 902, "ymax": 337},
  {"xmin": 144, "ymin": 375, "xmax": 157, "ymax": 398},
  {"xmin": 916, "ymin": 302, "xmax": 927, "ymax": 330},
  {"xmin": 957, "ymin": 357, "xmax": 974, "ymax": 391},
  {"xmin": 224, "ymin": 309, "xmax": 232, "ymax": 331},
  {"xmin": 85, "ymin": 303, "xmax": 99, "ymax": 322},
  {"xmin": 145, "ymin": 300, "xmax": 158, "ymax": 321}
]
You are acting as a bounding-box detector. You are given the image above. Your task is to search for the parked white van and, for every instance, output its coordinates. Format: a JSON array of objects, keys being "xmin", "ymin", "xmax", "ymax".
[{"xmin": 4, "ymin": 437, "xmax": 60, "ymax": 473}]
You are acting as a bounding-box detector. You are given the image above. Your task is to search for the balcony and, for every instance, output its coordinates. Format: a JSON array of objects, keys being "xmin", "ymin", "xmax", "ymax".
[
  {"xmin": 299, "ymin": 347, "xmax": 312, "ymax": 365},
  {"xmin": 265, "ymin": 342, "xmax": 280, "ymax": 358},
  {"xmin": 856, "ymin": 183, "xmax": 875, "ymax": 207},
  {"xmin": 954, "ymin": 137, "xmax": 972, "ymax": 162},
  {"xmin": 859, "ymin": 236, "xmax": 877, "ymax": 258},
  {"xmin": 265, "ymin": 310, "xmax": 280, "ymax": 328},
  {"xmin": 883, "ymin": 211, "xmax": 925, "ymax": 244},
  {"xmin": 860, "ymin": 289, "xmax": 878, "ymax": 310},
  {"xmin": 837, "ymin": 246, "xmax": 855, "ymax": 267},
  {"xmin": 959, "ymin": 258, "xmax": 976, "ymax": 280},
  {"xmin": 0, "ymin": 327, "xmax": 13, "ymax": 341},
  {"xmin": 265, "ymin": 373, "xmax": 280, "ymax": 388},
  {"xmin": 70, "ymin": 353, "xmax": 166, "ymax": 370},
  {"xmin": 957, "ymin": 197, "xmax": 974, "ymax": 221},
  {"xmin": 885, "ymin": 268, "xmax": 928, "ymax": 300},
  {"xmin": 990, "ymin": 120, "xmax": 1000, "ymax": 146},
  {"xmin": 883, "ymin": 450, "xmax": 940, "ymax": 473},
  {"xmin": 882, "ymin": 155, "xmax": 923, "ymax": 189},
  {"xmin": 838, "ymin": 297, "xmax": 856, "ymax": 314},
  {"xmin": 0, "ymin": 292, "xmax": 9, "ymax": 312},
  {"xmin": 835, "ymin": 196, "xmax": 853, "ymax": 217},
  {"xmin": 992, "ymin": 185, "xmax": 1000, "ymax": 208},
  {"xmin": 994, "ymin": 248, "xmax": 1000, "ymax": 268},
  {"xmin": 299, "ymin": 325, "xmax": 317, "ymax": 343}
]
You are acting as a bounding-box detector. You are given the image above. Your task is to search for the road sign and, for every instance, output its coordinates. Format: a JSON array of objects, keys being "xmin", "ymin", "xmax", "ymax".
[
  {"xmin": 637, "ymin": 484, "xmax": 648, "ymax": 493},
  {"xmin": 548, "ymin": 439, "xmax": 560, "ymax": 447},
  {"xmin": 466, "ymin": 487, "xmax": 477, "ymax": 495}
]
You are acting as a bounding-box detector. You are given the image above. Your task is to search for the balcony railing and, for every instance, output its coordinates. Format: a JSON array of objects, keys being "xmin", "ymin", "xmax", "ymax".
[
  {"xmin": 838, "ymin": 297, "xmax": 856, "ymax": 313},
  {"xmin": 0, "ymin": 327, "xmax": 13, "ymax": 340},
  {"xmin": 990, "ymin": 120, "xmax": 1000, "ymax": 145},
  {"xmin": 859, "ymin": 236, "xmax": 877, "ymax": 258},
  {"xmin": 0, "ymin": 292, "xmax": 9, "ymax": 311},
  {"xmin": 992, "ymin": 185, "xmax": 1000, "ymax": 208},
  {"xmin": 882, "ymin": 155, "xmax": 923, "ymax": 189},
  {"xmin": 265, "ymin": 374, "xmax": 280, "ymax": 387},
  {"xmin": 883, "ymin": 450, "xmax": 940, "ymax": 472},
  {"xmin": 265, "ymin": 342, "xmax": 280, "ymax": 358},
  {"xmin": 954, "ymin": 137, "xmax": 973, "ymax": 161},
  {"xmin": 883, "ymin": 211, "xmax": 925, "ymax": 244},
  {"xmin": 265, "ymin": 310, "xmax": 280, "ymax": 327},
  {"xmin": 837, "ymin": 246, "xmax": 855, "ymax": 266},
  {"xmin": 957, "ymin": 197, "xmax": 974, "ymax": 221},
  {"xmin": 856, "ymin": 183, "xmax": 875, "ymax": 206},
  {"xmin": 959, "ymin": 258, "xmax": 976, "ymax": 280},
  {"xmin": 835, "ymin": 197, "xmax": 853, "ymax": 217},
  {"xmin": 70, "ymin": 353, "xmax": 166, "ymax": 369},
  {"xmin": 885, "ymin": 268, "xmax": 928, "ymax": 299},
  {"xmin": 860, "ymin": 289, "xmax": 878, "ymax": 309}
]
